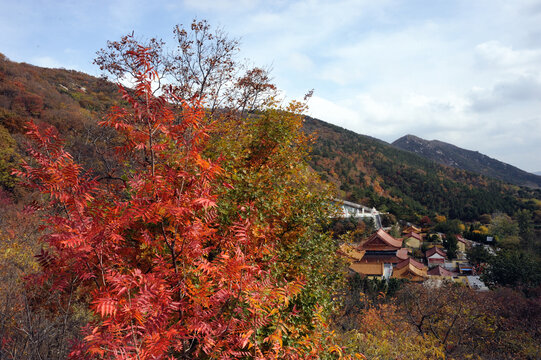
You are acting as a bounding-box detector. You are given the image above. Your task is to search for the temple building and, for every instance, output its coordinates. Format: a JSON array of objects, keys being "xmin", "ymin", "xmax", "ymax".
[
  {"xmin": 403, "ymin": 231, "xmax": 422, "ymax": 249},
  {"xmin": 427, "ymin": 265, "xmax": 456, "ymax": 278},
  {"xmin": 426, "ymin": 247, "xmax": 446, "ymax": 267},
  {"xmin": 392, "ymin": 257, "xmax": 428, "ymax": 281},
  {"xmin": 340, "ymin": 229, "xmax": 416, "ymax": 279},
  {"xmin": 402, "ymin": 225, "xmax": 421, "ymax": 234},
  {"xmin": 456, "ymin": 235, "xmax": 471, "ymax": 253}
]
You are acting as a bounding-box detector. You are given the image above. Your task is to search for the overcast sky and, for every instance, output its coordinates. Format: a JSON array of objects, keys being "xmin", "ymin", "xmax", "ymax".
[{"xmin": 1, "ymin": 0, "xmax": 540, "ymax": 172}]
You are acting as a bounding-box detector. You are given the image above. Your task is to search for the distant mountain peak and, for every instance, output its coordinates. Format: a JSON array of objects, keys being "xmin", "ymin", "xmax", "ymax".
[
  {"xmin": 398, "ymin": 134, "xmax": 426, "ymax": 144},
  {"xmin": 392, "ymin": 135, "xmax": 541, "ymax": 188}
]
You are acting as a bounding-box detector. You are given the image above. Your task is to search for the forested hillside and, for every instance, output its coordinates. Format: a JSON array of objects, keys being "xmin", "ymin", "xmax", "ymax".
[
  {"xmin": 0, "ymin": 33, "xmax": 352, "ymax": 357},
  {"xmin": 304, "ymin": 117, "xmax": 541, "ymax": 223},
  {"xmin": 0, "ymin": 53, "xmax": 122, "ymax": 189},
  {"xmin": 393, "ymin": 134, "xmax": 541, "ymax": 188},
  {"xmin": 1, "ymin": 53, "xmax": 540, "ymax": 226},
  {"xmin": 1, "ymin": 35, "xmax": 541, "ymax": 359}
]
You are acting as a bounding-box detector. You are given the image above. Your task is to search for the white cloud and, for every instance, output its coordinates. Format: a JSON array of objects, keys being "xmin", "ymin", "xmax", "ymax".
[
  {"xmin": 308, "ymin": 95, "xmax": 360, "ymax": 128},
  {"xmin": 3, "ymin": 0, "xmax": 541, "ymax": 171},
  {"xmin": 287, "ymin": 52, "xmax": 315, "ymax": 72},
  {"xmin": 475, "ymin": 40, "xmax": 541, "ymax": 71},
  {"xmin": 32, "ymin": 56, "xmax": 63, "ymax": 68},
  {"xmin": 468, "ymin": 74, "xmax": 541, "ymax": 112},
  {"xmin": 85, "ymin": 0, "xmax": 541, "ymax": 173}
]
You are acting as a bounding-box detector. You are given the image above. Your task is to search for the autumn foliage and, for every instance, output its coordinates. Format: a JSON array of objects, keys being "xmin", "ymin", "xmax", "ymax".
[
  {"xmin": 4, "ymin": 20, "xmax": 541, "ymax": 359},
  {"xmin": 12, "ymin": 37, "xmax": 352, "ymax": 358}
]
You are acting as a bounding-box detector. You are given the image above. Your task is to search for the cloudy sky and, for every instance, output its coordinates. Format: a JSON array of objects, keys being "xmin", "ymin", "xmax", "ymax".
[{"xmin": 1, "ymin": 0, "xmax": 541, "ymax": 172}]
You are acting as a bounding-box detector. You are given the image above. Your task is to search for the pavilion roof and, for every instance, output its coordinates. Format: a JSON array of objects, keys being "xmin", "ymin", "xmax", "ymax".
[
  {"xmin": 361, "ymin": 229, "xmax": 403, "ymax": 250},
  {"xmin": 395, "ymin": 257, "xmax": 426, "ymax": 271},
  {"xmin": 426, "ymin": 247, "xmax": 446, "ymax": 258},
  {"xmin": 359, "ymin": 253, "xmax": 402, "ymax": 264},
  {"xmin": 456, "ymin": 235, "xmax": 471, "ymax": 245},
  {"xmin": 350, "ymin": 262, "xmax": 384, "ymax": 276},
  {"xmin": 402, "ymin": 225, "xmax": 421, "ymax": 234},
  {"xmin": 338, "ymin": 244, "xmax": 366, "ymax": 262},
  {"xmin": 396, "ymin": 248, "xmax": 409, "ymax": 260},
  {"xmin": 392, "ymin": 258, "xmax": 427, "ymax": 280},
  {"xmin": 427, "ymin": 266, "xmax": 456, "ymax": 277},
  {"xmin": 404, "ymin": 231, "xmax": 422, "ymax": 240}
]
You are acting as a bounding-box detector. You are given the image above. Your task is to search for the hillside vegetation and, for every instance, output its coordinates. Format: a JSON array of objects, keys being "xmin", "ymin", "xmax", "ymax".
[
  {"xmin": 0, "ymin": 53, "xmax": 123, "ymax": 188},
  {"xmin": 304, "ymin": 117, "xmax": 541, "ymax": 223},
  {"xmin": 1, "ymin": 53, "xmax": 540, "ymax": 226},
  {"xmin": 393, "ymin": 134, "xmax": 541, "ymax": 188},
  {"xmin": 0, "ymin": 22, "xmax": 541, "ymax": 358}
]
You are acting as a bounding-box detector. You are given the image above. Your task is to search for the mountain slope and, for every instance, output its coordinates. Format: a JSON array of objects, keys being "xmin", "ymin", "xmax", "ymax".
[
  {"xmin": 0, "ymin": 52, "xmax": 122, "ymax": 173},
  {"xmin": 0, "ymin": 54, "xmax": 539, "ymax": 224},
  {"xmin": 304, "ymin": 117, "xmax": 540, "ymax": 222},
  {"xmin": 392, "ymin": 134, "xmax": 541, "ymax": 188}
]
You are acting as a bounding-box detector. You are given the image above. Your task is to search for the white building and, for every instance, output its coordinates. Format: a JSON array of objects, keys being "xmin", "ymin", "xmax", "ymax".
[{"xmin": 333, "ymin": 199, "xmax": 382, "ymax": 229}]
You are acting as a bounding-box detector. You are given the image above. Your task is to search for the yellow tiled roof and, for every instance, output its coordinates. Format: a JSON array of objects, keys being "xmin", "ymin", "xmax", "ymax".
[
  {"xmin": 349, "ymin": 262, "xmax": 384, "ymax": 276},
  {"xmin": 339, "ymin": 244, "xmax": 366, "ymax": 261}
]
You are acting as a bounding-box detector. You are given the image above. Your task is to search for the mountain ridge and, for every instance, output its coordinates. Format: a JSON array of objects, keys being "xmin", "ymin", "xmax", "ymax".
[
  {"xmin": 303, "ymin": 117, "xmax": 540, "ymax": 222},
  {"xmin": 1, "ymin": 54, "xmax": 540, "ymax": 224},
  {"xmin": 392, "ymin": 134, "xmax": 541, "ymax": 189}
]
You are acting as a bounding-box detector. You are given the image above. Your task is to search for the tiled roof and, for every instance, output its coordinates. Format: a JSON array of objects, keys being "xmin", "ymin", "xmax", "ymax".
[
  {"xmin": 350, "ymin": 262, "xmax": 384, "ymax": 276},
  {"xmin": 359, "ymin": 254, "xmax": 402, "ymax": 264},
  {"xmin": 395, "ymin": 257, "xmax": 426, "ymax": 271},
  {"xmin": 427, "ymin": 266, "xmax": 455, "ymax": 277},
  {"xmin": 426, "ymin": 247, "xmax": 446, "ymax": 258},
  {"xmin": 402, "ymin": 225, "xmax": 421, "ymax": 234},
  {"xmin": 396, "ymin": 248, "xmax": 409, "ymax": 260},
  {"xmin": 404, "ymin": 231, "xmax": 422, "ymax": 240},
  {"xmin": 456, "ymin": 235, "xmax": 470, "ymax": 244},
  {"xmin": 392, "ymin": 258, "xmax": 427, "ymax": 280},
  {"xmin": 363, "ymin": 229, "xmax": 403, "ymax": 249},
  {"xmin": 338, "ymin": 244, "xmax": 366, "ymax": 261}
]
